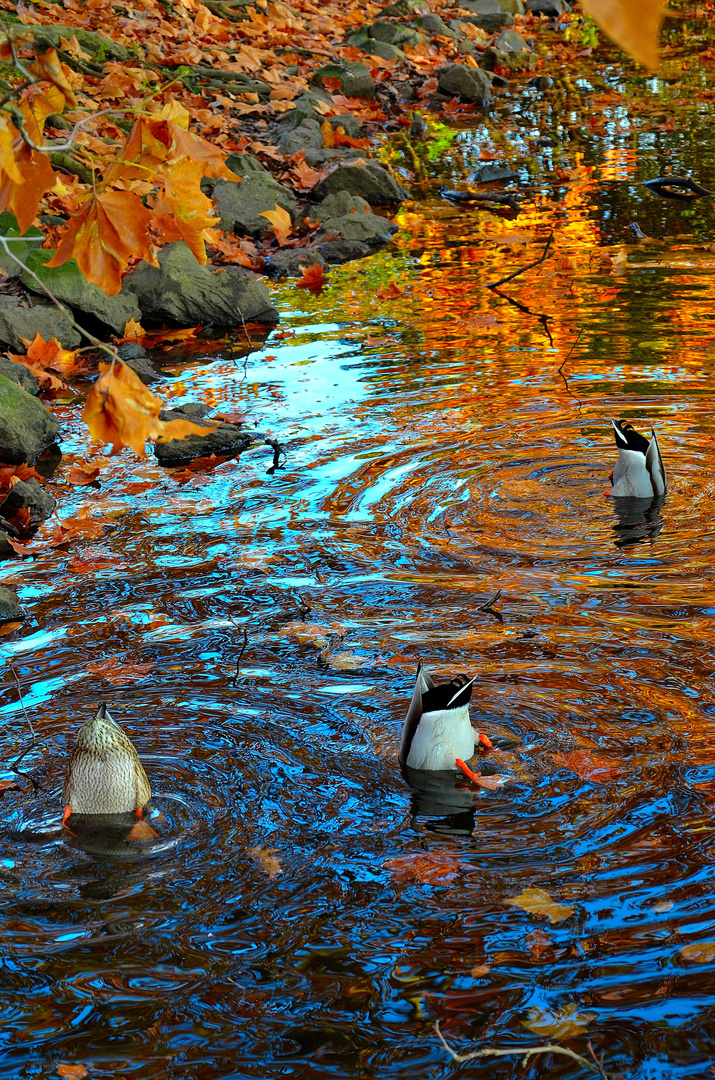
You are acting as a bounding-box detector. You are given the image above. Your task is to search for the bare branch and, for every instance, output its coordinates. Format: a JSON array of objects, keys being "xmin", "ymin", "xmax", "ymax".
[
  {"xmin": 3, "ymin": 103, "xmax": 114, "ymax": 153},
  {"xmin": 486, "ymin": 231, "xmax": 554, "ymax": 290},
  {"xmin": 434, "ymin": 1021, "xmax": 608, "ymax": 1077}
]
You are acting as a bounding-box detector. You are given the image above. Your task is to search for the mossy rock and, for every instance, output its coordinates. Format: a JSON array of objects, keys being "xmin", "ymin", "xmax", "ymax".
[
  {"xmin": 311, "ymin": 61, "xmax": 375, "ymax": 98},
  {"xmin": 0, "ymin": 374, "xmax": 60, "ymax": 465}
]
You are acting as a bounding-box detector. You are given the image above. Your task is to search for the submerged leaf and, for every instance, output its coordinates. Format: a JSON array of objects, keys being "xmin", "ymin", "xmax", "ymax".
[
  {"xmin": 248, "ymin": 847, "xmax": 282, "ymax": 879},
  {"xmin": 680, "ymin": 941, "xmax": 715, "ymax": 963},
  {"xmin": 505, "ymin": 887, "xmax": 574, "ymax": 925},
  {"xmin": 523, "ymin": 1002, "xmax": 596, "ymax": 1039},
  {"xmin": 552, "ymin": 749, "xmax": 621, "ymax": 785},
  {"xmin": 386, "ymin": 852, "xmax": 462, "ymax": 885}
]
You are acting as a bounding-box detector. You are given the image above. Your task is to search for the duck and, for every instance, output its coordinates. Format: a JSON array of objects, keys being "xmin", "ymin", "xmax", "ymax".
[
  {"xmin": 608, "ymin": 419, "xmax": 667, "ymax": 498},
  {"xmin": 399, "ymin": 663, "xmax": 476, "ymax": 771},
  {"xmin": 62, "ymin": 704, "xmax": 151, "ymax": 823}
]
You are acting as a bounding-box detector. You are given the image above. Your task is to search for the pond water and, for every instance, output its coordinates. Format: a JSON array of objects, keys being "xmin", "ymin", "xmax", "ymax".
[{"xmin": 3, "ymin": 12, "xmax": 715, "ymax": 1079}]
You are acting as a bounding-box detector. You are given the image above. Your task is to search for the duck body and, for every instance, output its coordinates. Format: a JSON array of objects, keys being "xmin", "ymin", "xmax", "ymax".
[
  {"xmin": 399, "ymin": 663, "xmax": 475, "ymax": 771},
  {"xmin": 610, "ymin": 419, "xmax": 667, "ymax": 498},
  {"xmin": 63, "ymin": 705, "xmax": 151, "ymax": 818}
]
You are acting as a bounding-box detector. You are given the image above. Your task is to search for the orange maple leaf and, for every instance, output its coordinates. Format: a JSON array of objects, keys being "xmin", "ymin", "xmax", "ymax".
[
  {"xmin": 376, "ymin": 282, "xmax": 403, "ymax": 300},
  {"xmin": 296, "ymin": 262, "xmax": 326, "ymax": 295},
  {"xmin": 47, "ymin": 190, "xmax": 154, "ymax": 295},
  {"xmin": 29, "ymin": 48, "xmax": 78, "ymax": 108},
  {"xmin": 83, "ymin": 361, "xmax": 219, "ymax": 457},
  {"xmin": 12, "ymin": 332, "xmax": 79, "ymax": 375},
  {"xmin": 0, "ymin": 137, "xmax": 56, "ymax": 233},
  {"xmin": 66, "ymin": 461, "xmax": 102, "ymax": 485},
  {"xmin": 151, "ymin": 157, "xmax": 218, "ymax": 263},
  {"xmin": 119, "ymin": 317, "xmax": 146, "ymax": 341},
  {"xmin": 259, "ymin": 203, "xmax": 292, "ymax": 245}
]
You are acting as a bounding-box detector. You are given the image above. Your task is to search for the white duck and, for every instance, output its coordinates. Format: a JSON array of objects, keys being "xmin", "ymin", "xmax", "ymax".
[
  {"xmin": 609, "ymin": 419, "xmax": 667, "ymax": 498},
  {"xmin": 399, "ymin": 663, "xmax": 476, "ymax": 771}
]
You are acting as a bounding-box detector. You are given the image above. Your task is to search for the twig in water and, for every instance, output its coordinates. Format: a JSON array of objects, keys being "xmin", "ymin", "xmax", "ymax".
[
  {"xmin": 234, "ymin": 628, "xmax": 248, "ymax": 684},
  {"xmin": 557, "ymin": 327, "xmax": 584, "ymax": 408},
  {"xmin": 264, "ymin": 438, "xmax": 286, "ymax": 475},
  {"xmin": 9, "ymin": 663, "xmax": 33, "ymax": 739},
  {"xmin": 478, "ymin": 589, "xmax": 502, "ymax": 613},
  {"xmin": 487, "ymin": 231, "xmax": 554, "ymax": 290},
  {"xmin": 434, "ymin": 1021, "xmax": 608, "ymax": 1077}
]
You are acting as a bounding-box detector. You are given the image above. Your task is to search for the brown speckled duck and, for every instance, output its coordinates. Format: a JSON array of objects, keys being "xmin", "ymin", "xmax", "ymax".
[{"xmin": 62, "ymin": 704, "xmax": 151, "ymax": 824}]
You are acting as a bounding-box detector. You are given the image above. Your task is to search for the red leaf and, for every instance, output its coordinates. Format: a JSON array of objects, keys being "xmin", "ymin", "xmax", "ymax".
[{"xmin": 296, "ymin": 262, "xmax": 326, "ymax": 295}]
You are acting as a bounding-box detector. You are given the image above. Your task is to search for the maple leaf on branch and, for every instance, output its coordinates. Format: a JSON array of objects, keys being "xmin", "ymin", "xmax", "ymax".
[
  {"xmin": 28, "ymin": 48, "xmax": 78, "ymax": 108},
  {"xmin": 83, "ymin": 361, "xmax": 219, "ymax": 457},
  {"xmin": 151, "ymin": 156, "xmax": 219, "ymax": 263}
]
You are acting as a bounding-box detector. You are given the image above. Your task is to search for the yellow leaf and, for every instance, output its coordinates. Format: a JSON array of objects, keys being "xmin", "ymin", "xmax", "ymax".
[
  {"xmin": 504, "ymin": 887, "xmax": 574, "ymax": 925},
  {"xmin": 523, "ymin": 1003, "xmax": 596, "ymax": 1040},
  {"xmin": 679, "ymin": 941, "xmax": 715, "ymax": 963},
  {"xmin": 29, "ymin": 47, "xmax": 78, "ymax": 108},
  {"xmin": 580, "ymin": 0, "xmax": 667, "ymax": 69},
  {"xmin": 121, "ymin": 317, "xmax": 145, "ymax": 340},
  {"xmin": 156, "ymin": 100, "xmax": 191, "ymax": 129},
  {"xmin": 248, "ymin": 847, "xmax": 282, "ymax": 879},
  {"xmin": 0, "ymin": 116, "xmax": 21, "ymax": 184},
  {"xmin": 259, "ymin": 203, "xmax": 293, "ymax": 245}
]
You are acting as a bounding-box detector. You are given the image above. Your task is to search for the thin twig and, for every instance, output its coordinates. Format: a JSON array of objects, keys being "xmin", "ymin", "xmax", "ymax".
[
  {"xmin": 9, "ymin": 663, "xmax": 33, "ymax": 738},
  {"xmin": 434, "ymin": 1022, "xmax": 607, "ymax": 1077},
  {"xmin": 478, "ymin": 588, "xmax": 502, "ymax": 613},
  {"xmin": 557, "ymin": 327, "xmax": 584, "ymax": 408},
  {"xmin": 486, "ymin": 231, "xmax": 554, "ymax": 289},
  {"xmin": 4, "ymin": 105, "xmax": 114, "ymax": 153},
  {"xmin": 234, "ymin": 628, "xmax": 248, "ymax": 684}
]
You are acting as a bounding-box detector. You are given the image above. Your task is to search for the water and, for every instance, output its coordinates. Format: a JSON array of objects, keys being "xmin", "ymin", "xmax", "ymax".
[{"xmin": 3, "ymin": 14, "xmax": 715, "ymax": 1078}]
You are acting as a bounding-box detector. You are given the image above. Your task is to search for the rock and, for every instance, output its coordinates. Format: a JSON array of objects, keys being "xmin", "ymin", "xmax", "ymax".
[
  {"xmin": 473, "ymin": 162, "xmax": 520, "ymax": 182},
  {"xmin": 381, "ymin": 0, "xmax": 430, "ymax": 14},
  {"xmin": 303, "ymin": 148, "xmax": 367, "ymax": 168},
  {"xmin": 264, "ymin": 249, "xmax": 326, "ymax": 277},
  {"xmin": 494, "ymin": 28, "xmax": 531, "ymax": 51},
  {"xmin": 21, "ymin": 251, "xmax": 141, "ymax": 334},
  {"xmin": 167, "ymin": 402, "xmax": 213, "ymax": 418},
  {"xmin": 0, "ymin": 530, "xmax": 14, "ymax": 560},
  {"xmin": 125, "ymin": 242, "xmax": 278, "ymax": 328},
  {"xmin": 152, "ymin": 410, "xmax": 254, "ymax": 466},
  {"xmin": 312, "ymin": 61, "xmax": 374, "ymax": 97},
  {"xmin": 412, "ymin": 13, "xmax": 459, "ymax": 38},
  {"xmin": 319, "ymin": 212, "xmax": 398, "ymax": 247},
  {"xmin": 0, "ymin": 295, "xmax": 81, "ymax": 351},
  {"xmin": 278, "ymin": 119, "xmax": 324, "ymax": 155},
  {"xmin": 328, "ymin": 114, "xmax": 362, "ymax": 138},
  {"xmin": 312, "ymin": 163, "xmax": 408, "ymax": 206},
  {"xmin": 0, "ymin": 373, "xmax": 60, "ymax": 465},
  {"xmin": 438, "ymin": 64, "xmax": 492, "ymax": 105},
  {"xmin": 359, "ymin": 38, "xmax": 405, "ymax": 61},
  {"xmin": 213, "ymin": 174, "xmax": 298, "ymax": 236},
  {"xmin": 526, "ymin": 0, "xmax": 570, "ymax": 13},
  {"xmin": 368, "ymin": 19, "xmax": 426, "ymax": 45},
  {"xmin": 496, "ymin": 0, "xmax": 525, "ymax": 11},
  {"xmin": 455, "ymin": 10, "xmax": 514, "ymax": 30},
  {"xmin": 480, "ymin": 44, "xmax": 537, "ymax": 71},
  {"xmin": 308, "ymin": 191, "xmax": 371, "ymax": 223},
  {"xmin": 120, "ymin": 351, "xmax": 162, "ymax": 384},
  {"xmin": 394, "ymin": 79, "xmax": 417, "ymax": 99},
  {"xmin": 225, "ymin": 153, "xmax": 268, "ymax": 178},
  {"xmin": 0, "ymin": 357, "xmax": 39, "ymax": 395},
  {"xmin": 1, "ymin": 477, "xmax": 56, "ymax": 527},
  {"xmin": 318, "ymin": 240, "xmax": 371, "ymax": 263},
  {"xmin": 460, "ymin": 0, "xmax": 499, "ymax": 10},
  {"xmin": 458, "ymin": 39, "xmax": 477, "ymax": 54},
  {"xmin": 0, "ymin": 585, "xmax": 24, "ymax": 622}
]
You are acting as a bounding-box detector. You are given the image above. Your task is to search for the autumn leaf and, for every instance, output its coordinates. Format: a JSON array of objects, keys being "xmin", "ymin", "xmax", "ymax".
[
  {"xmin": 0, "ymin": 464, "xmax": 44, "ymax": 499},
  {"xmin": 376, "ymin": 282, "xmax": 403, "ymax": 300},
  {"xmin": 47, "ymin": 190, "xmax": 154, "ymax": 296},
  {"xmin": 0, "ymin": 116, "xmax": 21, "ymax": 185},
  {"xmin": 580, "ymin": 0, "xmax": 667, "ymax": 69},
  {"xmin": 57, "ymin": 1066, "xmax": 87, "ymax": 1080},
  {"xmin": 12, "ymin": 332, "xmax": 80, "ymax": 377},
  {"xmin": 278, "ymin": 621, "xmax": 346, "ymax": 648},
  {"xmin": 151, "ymin": 157, "xmax": 218, "ymax": 263},
  {"xmin": 83, "ymin": 361, "xmax": 219, "ymax": 457},
  {"xmin": 248, "ymin": 846, "xmax": 282, "ymax": 879},
  {"xmin": 552, "ymin": 749, "xmax": 621, "ymax": 785},
  {"xmin": 86, "ymin": 657, "xmax": 155, "ymax": 684},
  {"xmin": 29, "ymin": 48, "xmax": 78, "ymax": 107},
  {"xmin": 119, "ymin": 317, "xmax": 146, "ymax": 341},
  {"xmin": 525, "ymin": 929, "xmax": 552, "ymax": 958},
  {"xmin": 386, "ymin": 851, "xmax": 463, "ymax": 885},
  {"xmin": 128, "ymin": 818, "xmax": 159, "ymax": 841},
  {"xmin": 259, "ymin": 203, "xmax": 293, "ymax": 245},
  {"xmin": 67, "ymin": 462, "xmax": 101, "ymax": 485},
  {"xmin": 505, "ymin": 888, "xmax": 574, "ymax": 924},
  {"xmin": 296, "ymin": 262, "xmax": 326, "ymax": 295},
  {"xmin": 0, "ymin": 138, "xmax": 56, "ymax": 233},
  {"xmin": 679, "ymin": 941, "xmax": 715, "ymax": 963},
  {"xmin": 523, "ymin": 1003, "xmax": 596, "ymax": 1039}
]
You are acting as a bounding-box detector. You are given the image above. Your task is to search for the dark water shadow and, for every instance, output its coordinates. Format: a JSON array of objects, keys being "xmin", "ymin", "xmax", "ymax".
[
  {"xmin": 611, "ymin": 494, "xmax": 665, "ymax": 548},
  {"xmin": 402, "ymin": 765, "xmax": 476, "ymax": 837}
]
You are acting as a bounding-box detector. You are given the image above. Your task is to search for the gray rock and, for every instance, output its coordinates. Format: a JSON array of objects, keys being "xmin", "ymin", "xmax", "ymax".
[
  {"xmin": 328, "ymin": 114, "xmax": 361, "ymax": 138},
  {"xmin": 308, "ymin": 192, "xmax": 370, "ymax": 223},
  {"xmin": 125, "ymin": 242, "xmax": 278, "ymax": 328},
  {"xmin": 473, "ymin": 163, "xmax": 520, "ymax": 182},
  {"xmin": 164, "ymin": 402, "xmax": 213, "ymax": 419},
  {"xmin": 122, "ymin": 352, "xmax": 162, "ymax": 384},
  {"xmin": 0, "ymin": 357, "xmax": 39, "ymax": 395},
  {"xmin": 458, "ymin": 39, "xmax": 477, "ymax": 53},
  {"xmin": 0, "ymin": 373, "xmax": 60, "ymax": 465},
  {"xmin": 21, "ymin": 252, "xmax": 141, "ymax": 334},
  {"xmin": 496, "ymin": 0, "xmax": 525, "ymax": 12},
  {"xmin": 394, "ymin": 80, "xmax": 417, "ymax": 100},
  {"xmin": 213, "ymin": 174, "xmax": 298, "ymax": 236},
  {"xmin": 455, "ymin": 10, "xmax": 514, "ymax": 30},
  {"xmin": 225, "ymin": 153, "xmax": 268, "ymax": 178},
  {"xmin": 461, "ymin": 0, "xmax": 499, "ymax": 10},
  {"xmin": 526, "ymin": 0, "xmax": 569, "ymax": 13},
  {"xmin": 1, "ymin": 477, "xmax": 56, "ymax": 527},
  {"xmin": 494, "ymin": 28, "xmax": 530, "ymax": 51},
  {"xmin": 278, "ymin": 119, "xmax": 324, "ymax": 155},
  {"xmin": 152, "ymin": 411, "xmax": 253, "ymax": 466},
  {"xmin": 312, "ymin": 61, "xmax": 374, "ymax": 97},
  {"xmin": 312, "ymin": 163, "xmax": 408, "ymax": 206},
  {"xmin": 369, "ymin": 19, "xmax": 425, "ymax": 45},
  {"xmin": 303, "ymin": 148, "xmax": 367, "ymax": 168},
  {"xmin": 0, "ymin": 585, "xmax": 24, "ymax": 621},
  {"xmin": 0, "ymin": 296, "xmax": 81, "ymax": 351},
  {"xmin": 480, "ymin": 44, "xmax": 537, "ymax": 70},
  {"xmin": 318, "ymin": 240, "xmax": 371, "ymax": 263},
  {"xmin": 0, "ymin": 530, "xmax": 14, "ymax": 560},
  {"xmin": 319, "ymin": 212, "xmax": 398, "ymax": 246},
  {"xmin": 412, "ymin": 13, "xmax": 459, "ymax": 38},
  {"xmin": 264, "ymin": 249, "xmax": 326, "ymax": 278},
  {"xmin": 381, "ymin": 0, "xmax": 430, "ymax": 14},
  {"xmin": 438, "ymin": 64, "xmax": 492, "ymax": 104},
  {"xmin": 354, "ymin": 37, "xmax": 405, "ymax": 60}
]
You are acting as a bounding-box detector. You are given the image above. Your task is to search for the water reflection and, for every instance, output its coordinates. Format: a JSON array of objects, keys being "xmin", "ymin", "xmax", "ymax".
[
  {"xmin": 611, "ymin": 495, "xmax": 666, "ymax": 548},
  {"xmin": 403, "ymin": 765, "xmax": 476, "ymax": 837}
]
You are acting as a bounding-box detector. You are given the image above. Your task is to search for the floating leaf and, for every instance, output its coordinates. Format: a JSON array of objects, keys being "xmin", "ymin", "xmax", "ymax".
[
  {"xmin": 296, "ymin": 262, "xmax": 326, "ymax": 295},
  {"xmin": 67, "ymin": 462, "xmax": 102, "ymax": 485},
  {"xmin": 523, "ymin": 1002, "xmax": 596, "ymax": 1039},
  {"xmin": 248, "ymin": 846, "xmax": 282, "ymax": 879},
  {"xmin": 85, "ymin": 657, "xmax": 156, "ymax": 685},
  {"xmin": 376, "ymin": 282, "xmax": 403, "ymax": 300},
  {"xmin": 552, "ymin": 749, "xmax": 621, "ymax": 786},
  {"xmin": 525, "ymin": 928, "xmax": 552, "ymax": 958},
  {"xmin": 680, "ymin": 941, "xmax": 715, "ymax": 963},
  {"xmin": 57, "ymin": 1066, "xmax": 88, "ymax": 1080},
  {"xmin": 505, "ymin": 888, "xmax": 574, "ymax": 925},
  {"xmin": 385, "ymin": 851, "xmax": 462, "ymax": 885},
  {"xmin": 128, "ymin": 818, "xmax": 158, "ymax": 841}
]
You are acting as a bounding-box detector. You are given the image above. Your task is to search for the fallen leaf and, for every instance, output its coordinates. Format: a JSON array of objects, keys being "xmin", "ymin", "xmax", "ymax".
[
  {"xmin": 279, "ymin": 621, "xmax": 346, "ymax": 648},
  {"xmin": 525, "ymin": 928, "xmax": 552, "ymax": 958},
  {"xmin": 296, "ymin": 262, "xmax": 326, "ymax": 295},
  {"xmin": 523, "ymin": 1002, "xmax": 596, "ymax": 1039},
  {"xmin": 248, "ymin": 846, "xmax": 282, "ymax": 879},
  {"xmin": 376, "ymin": 282, "xmax": 403, "ymax": 300},
  {"xmin": 119, "ymin": 317, "xmax": 146, "ymax": 341},
  {"xmin": 0, "ymin": 779, "xmax": 18, "ymax": 794},
  {"xmin": 505, "ymin": 887, "xmax": 574, "ymax": 925},
  {"xmin": 67, "ymin": 462, "xmax": 102, "ymax": 485},
  {"xmin": 57, "ymin": 1067, "xmax": 88, "ymax": 1080},
  {"xmin": 127, "ymin": 819, "xmax": 158, "ymax": 841},
  {"xmin": 386, "ymin": 851, "xmax": 462, "ymax": 885},
  {"xmin": 259, "ymin": 203, "xmax": 293, "ymax": 245},
  {"xmin": 470, "ymin": 963, "xmax": 492, "ymax": 977},
  {"xmin": 680, "ymin": 941, "xmax": 715, "ymax": 963},
  {"xmin": 29, "ymin": 48, "xmax": 77, "ymax": 107},
  {"xmin": 552, "ymin": 749, "xmax": 621, "ymax": 785},
  {"xmin": 85, "ymin": 657, "xmax": 156, "ymax": 685},
  {"xmin": 652, "ymin": 900, "xmax": 674, "ymax": 913}
]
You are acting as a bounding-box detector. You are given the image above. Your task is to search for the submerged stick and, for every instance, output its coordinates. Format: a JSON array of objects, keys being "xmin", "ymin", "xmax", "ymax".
[
  {"xmin": 434, "ymin": 1022, "xmax": 608, "ymax": 1078},
  {"xmin": 486, "ymin": 231, "xmax": 554, "ymax": 290}
]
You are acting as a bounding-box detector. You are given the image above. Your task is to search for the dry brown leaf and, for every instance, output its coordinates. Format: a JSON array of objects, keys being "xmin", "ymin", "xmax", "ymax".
[
  {"xmin": 679, "ymin": 941, "xmax": 715, "ymax": 963},
  {"xmin": 67, "ymin": 462, "xmax": 102, "ymax": 486},
  {"xmin": 385, "ymin": 851, "xmax": 462, "ymax": 885},
  {"xmin": 523, "ymin": 1002, "xmax": 596, "ymax": 1039},
  {"xmin": 279, "ymin": 622, "xmax": 346, "ymax": 648},
  {"xmin": 552, "ymin": 749, "xmax": 621, "ymax": 785},
  {"xmin": 57, "ymin": 1067, "xmax": 88, "ymax": 1080},
  {"xmin": 248, "ymin": 846, "xmax": 282, "ymax": 879},
  {"xmin": 505, "ymin": 888, "xmax": 574, "ymax": 925},
  {"xmin": 580, "ymin": 0, "xmax": 667, "ymax": 69},
  {"xmin": 525, "ymin": 928, "xmax": 552, "ymax": 958}
]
